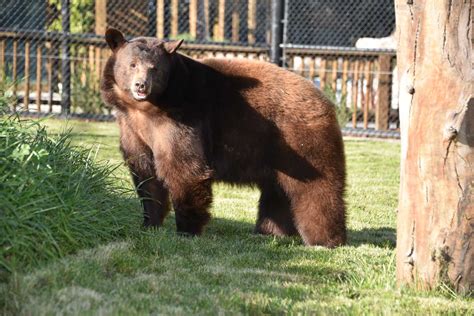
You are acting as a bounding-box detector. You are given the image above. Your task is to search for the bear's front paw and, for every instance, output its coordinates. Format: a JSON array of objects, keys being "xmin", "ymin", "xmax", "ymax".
[
  {"xmin": 143, "ymin": 218, "xmax": 161, "ymax": 228},
  {"xmin": 175, "ymin": 210, "xmax": 210, "ymax": 236}
]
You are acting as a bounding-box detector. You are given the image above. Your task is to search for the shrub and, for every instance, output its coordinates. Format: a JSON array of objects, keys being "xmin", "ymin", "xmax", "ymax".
[
  {"xmin": 323, "ymin": 85, "xmax": 352, "ymax": 128},
  {"xmin": 0, "ymin": 72, "xmax": 14, "ymax": 111},
  {"xmin": 71, "ymin": 68, "xmax": 108, "ymax": 114},
  {"xmin": 0, "ymin": 107, "xmax": 138, "ymax": 280},
  {"xmin": 47, "ymin": 0, "xmax": 95, "ymax": 34}
]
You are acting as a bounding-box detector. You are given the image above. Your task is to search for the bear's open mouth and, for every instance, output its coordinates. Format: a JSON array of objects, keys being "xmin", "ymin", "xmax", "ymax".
[{"xmin": 132, "ymin": 90, "xmax": 148, "ymax": 100}]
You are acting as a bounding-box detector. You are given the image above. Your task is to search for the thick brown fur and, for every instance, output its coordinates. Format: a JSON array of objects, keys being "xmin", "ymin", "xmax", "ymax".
[{"xmin": 101, "ymin": 29, "xmax": 346, "ymax": 247}]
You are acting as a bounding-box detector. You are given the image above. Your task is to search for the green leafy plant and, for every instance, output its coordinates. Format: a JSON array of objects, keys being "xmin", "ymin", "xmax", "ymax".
[
  {"xmin": 323, "ymin": 85, "xmax": 352, "ymax": 128},
  {"xmin": 47, "ymin": 0, "xmax": 95, "ymax": 34},
  {"xmin": 71, "ymin": 68, "xmax": 107, "ymax": 114},
  {"xmin": 0, "ymin": 71, "xmax": 15, "ymax": 112}
]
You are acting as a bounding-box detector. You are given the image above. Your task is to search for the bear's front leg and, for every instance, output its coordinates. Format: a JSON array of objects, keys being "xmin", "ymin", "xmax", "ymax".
[
  {"xmin": 171, "ymin": 178, "xmax": 213, "ymax": 236},
  {"xmin": 153, "ymin": 121, "xmax": 213, "ymax": 236},
  {"xmin": 118, "ymin": 116, "xmax": 170, "ymax": 227},
  {"xmin": 131, "ymin": 173, "xmax": 170, "ymax": 227},
  {"xmin": 156, "ymin": 158, "xmax": 213, "ymax": 235}
]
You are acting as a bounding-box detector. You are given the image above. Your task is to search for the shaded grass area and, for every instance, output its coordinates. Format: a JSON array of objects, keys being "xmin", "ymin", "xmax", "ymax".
[{"xmin": 2, "ymin": 118, "xmax": 472, "ymax": 314}]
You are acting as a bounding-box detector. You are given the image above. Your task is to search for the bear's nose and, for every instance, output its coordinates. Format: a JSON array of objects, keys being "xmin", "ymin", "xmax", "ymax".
[{"xmin": 134, "ymin": 81, "xmax": 146, "ymax": 91}]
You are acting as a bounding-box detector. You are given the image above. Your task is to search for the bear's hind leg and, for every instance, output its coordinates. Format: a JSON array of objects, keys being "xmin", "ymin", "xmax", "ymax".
[
  {"xmin": 291, "ymin": 182, "xmax": 346, "ymax": 247},
  {"xmin": 255, "ymin": 182, "xmax": 298, "ymax": 237}
]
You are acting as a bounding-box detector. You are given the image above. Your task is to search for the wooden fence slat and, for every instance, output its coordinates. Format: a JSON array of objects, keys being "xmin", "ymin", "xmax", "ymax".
[
  {"xmin": 308, "ymin": 57, "xmax": 315, "ymax": 82},
  {"xmin": 363, "ymin": 61, "xmax": 371, "ymax": 129},
  {"xmin": 299, "ymin": 57, "xmax": 305, "ymax": 76},
  {"xmin": 368, "ymin": 60, "xmax": 374, "ymax": 110},
  {"xmin": 171, "ymin": 0, "xmax": 179, "ymax": 37},
  {"xmin": 47, "ymin": 42, "xmax": 53, "ymax": 113},
  {"xmin": 88, "ymin": 45, "xmax": 94, "ymax": 73},
  {"xmin": 375, "ymin": 55, "xmax": 391, "ymax": 130},
  {"xmin": 24, "ymin": 41, "xmax": 30, "ymax": 111},
  {"xmin": 189, "ymin": 0, "xmax": 197, "ymax": 39},
  {"xmin": 217, "ymin": 0, "xmax": 226, "ymax": 41},
  {"xmin": 80, "ymin": 47, "xmax": 86, "ymax": 85},
  {"xmin": 232, "ymin": 0, "xmax": 240, "ymax": 42},
  {"xmin": 70, "ymin": 52, "xmax": 75, "ymax": 88},
  {"xmin": 157, "ymin": 0, "xmax": 165, "ymax": 38},
  {"xmin": 95, "ymin": 47, "xmax": 101, "ymax": 89},
  {"xmin": 319, "ymin": 58, "xmax": 326, "ymax": 90},
  {"xmin": 341, "ymin": 58, "xmax": 349, "ymax": 97},
  {"xmin": 0, "ymin": 40, "xmax": 4, "ymax": 74},
  {"xmin": 12, "ymin": 40, "xmax": 17, "ymax": 110},
  {"xmin": 36, "ymin": 44, "xmax": 42, "ymax": 112},
  {"xmin": 95, "ymin": 0, "xmax": 107, "ymax": 35},
  {"xmin": 352, "ymin": 60, "xmax": 360, "ymax": 128},
  {"xmin": 204, "ymin": 0, "xmax": 210, "ymax": 39},
  {"xmin": 331, "ymin": 59, "xmax": 338, "ymax": 91},
  {"xmin": 248, "ymin": 0, "xmax": 257, "ymax": 43}
]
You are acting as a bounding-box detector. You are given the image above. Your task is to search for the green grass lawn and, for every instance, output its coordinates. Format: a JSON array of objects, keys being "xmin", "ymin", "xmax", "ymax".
[{"xmin": 2, "ymin": 118, "xmax": 472, "ymax": 315}]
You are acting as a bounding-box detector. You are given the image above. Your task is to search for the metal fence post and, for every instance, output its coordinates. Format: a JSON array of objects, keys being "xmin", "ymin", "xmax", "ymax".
[
  {"xmin": 61, "ymin": 0, "xmax": 71, "ymax": 115},
  {"xmin": 270, "ymin": 0, "xmax": 284, "ymax": 66}
]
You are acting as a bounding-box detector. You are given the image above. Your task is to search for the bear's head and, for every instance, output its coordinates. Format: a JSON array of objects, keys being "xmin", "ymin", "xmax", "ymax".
[{"xmin": 105, "ymin": 28, "xmax": 183, "ymax": 101}]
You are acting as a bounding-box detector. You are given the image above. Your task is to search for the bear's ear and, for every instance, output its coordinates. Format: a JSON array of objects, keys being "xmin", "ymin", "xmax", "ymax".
[
  {"xmin": 163, "ymin": 39, "xmax": 184, "ymax": 54},
  {"xmin": 105, "ymin": 28, "xmax": 127, "ymax": 53}
]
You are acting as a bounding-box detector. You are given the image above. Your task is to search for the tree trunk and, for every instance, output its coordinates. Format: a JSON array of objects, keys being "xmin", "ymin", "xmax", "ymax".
[{"xmin": 396, "ymin": 0, "xmax": 473, "ymax": 294}]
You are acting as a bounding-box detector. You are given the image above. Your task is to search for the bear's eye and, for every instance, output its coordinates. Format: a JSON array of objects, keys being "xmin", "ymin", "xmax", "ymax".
[{"xmin": 130, "ymin": 63, "xmax": 137, "ymax": 69}]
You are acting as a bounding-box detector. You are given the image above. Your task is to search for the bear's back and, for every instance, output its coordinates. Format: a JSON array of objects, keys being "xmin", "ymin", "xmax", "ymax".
[{"xmin": 201, "ymin": 58, "xmax": 335, "ymax": 123}]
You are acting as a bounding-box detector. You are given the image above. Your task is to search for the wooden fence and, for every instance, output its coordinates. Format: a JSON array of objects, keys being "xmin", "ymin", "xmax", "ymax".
[
  {"xmin": 284, "ymin": 48, "xmax": 397, "ymax": 130},
  {"xmin": 0, "ymin": 31, "xmax": 397, "ymax": 130}
]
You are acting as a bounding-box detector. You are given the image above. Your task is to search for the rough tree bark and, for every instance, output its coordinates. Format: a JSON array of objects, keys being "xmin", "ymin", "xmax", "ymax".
[{"xmin": 396, "ymin": 0, "xmax": 473, "ymax": 294}]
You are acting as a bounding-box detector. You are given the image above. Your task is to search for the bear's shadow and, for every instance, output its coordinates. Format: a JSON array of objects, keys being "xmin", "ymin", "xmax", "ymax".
[
  {"xmin": 175, "ymin": 73, "xmax": 323, "ymax": 184},
  {"xmin": 228, "ymin": 75, "xmax": 322, "ymax": 183},
  {"xmin": 171, "ymin": 214, "xmax": 396, "ymax": 249}
]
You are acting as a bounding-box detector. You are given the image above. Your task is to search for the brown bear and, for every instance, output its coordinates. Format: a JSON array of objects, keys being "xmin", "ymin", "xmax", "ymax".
[{"xmin": 101, "ymin": 28, "xmax": 346, "ymax": 247}]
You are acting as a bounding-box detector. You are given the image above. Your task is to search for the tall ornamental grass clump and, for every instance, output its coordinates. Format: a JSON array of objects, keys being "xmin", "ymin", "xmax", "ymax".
[{"xmin": 0, "ymin": 110, "xmax": 138, "ymax": 280}]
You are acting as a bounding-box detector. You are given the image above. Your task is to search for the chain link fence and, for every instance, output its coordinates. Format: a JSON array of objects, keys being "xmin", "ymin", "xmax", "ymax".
[
  {"xmin": 284, "ymin": 0, "xmax": 395, "ymax": 47},
  {"xmin": 0, "ymin": 0, "xmax": 398, "ymax": 136},
  {"xmin": 281, "ymin": 0, "xmax": 397, "ymax": 132}
]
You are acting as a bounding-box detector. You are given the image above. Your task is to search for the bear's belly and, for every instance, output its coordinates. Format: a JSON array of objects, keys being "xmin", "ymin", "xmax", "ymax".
[{"xmin": 212, "ymin": 144, "xmax": 271, "ymax": 185}]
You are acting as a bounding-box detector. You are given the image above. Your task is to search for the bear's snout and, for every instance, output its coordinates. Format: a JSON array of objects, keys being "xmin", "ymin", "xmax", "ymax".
[
  {"xmin": 134, "ymin": 80, "xmax": 147, "ymax": 92},
  {"xmin": 131, "ymin": 79, "xmax": 150, "ymax": 100}
]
